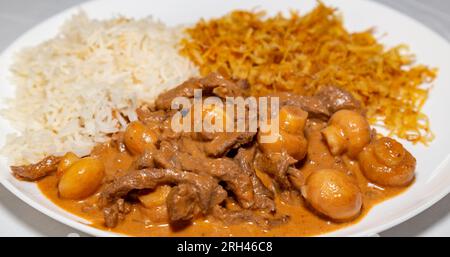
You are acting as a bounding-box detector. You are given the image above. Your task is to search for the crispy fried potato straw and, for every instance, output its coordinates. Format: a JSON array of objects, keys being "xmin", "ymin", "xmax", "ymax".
[{"xmin": 180, "ymin": 3, "xmax": 437, "ymax": 144}]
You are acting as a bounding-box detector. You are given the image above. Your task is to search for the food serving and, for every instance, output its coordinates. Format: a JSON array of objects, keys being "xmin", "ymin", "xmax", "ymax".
[
  {"xmin": 0, "ymin": 2, "xmax": 437, "ymax": 236},
  {"xmin": 9, "ymin": 73, "xmax": 416, "ymax": 236}
]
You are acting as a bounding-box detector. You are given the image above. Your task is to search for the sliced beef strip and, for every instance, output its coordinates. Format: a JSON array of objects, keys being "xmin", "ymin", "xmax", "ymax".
[
  {"xmin": 268, "ymin": 86, "xmax": 362, "ymax": 120},
  {"xmin": 177, "ymin": 154, "xmax": 255, "ymax": 209},
  {"xmin": 136, "ymin": 107, "xmax": 168, "ymax": 125},
  {"xmin": 211, "ymin": 82, "xmax": 246, "ymax": 98},
  {"xmin": 149, "ymin": 137, "xmax": 256, "ymax": 210},
  {"xmin": 254, "ymin": 151, "xmax": 297, "ymax": 190},
  {"xmin": 235, "ymin": 79, "xmax": 250, "ymax": 91},
  {"xmin": 203, "ymin": 132, "xmax": 256, "ymax": 157},
  {"xmin": 166, "ymin": 183, "xmax": 202, "ymax": 223},
  {"xmin": 11, "ymin": 156, "xmax": 61, "ymax": 181},
  {"xmin": 279, "ymin": 190, "xmax": 304, "ymax": 206},
  {"xmin": 153, "ymin": 138, "xmax": 205, "ymax": 169},
  {"xmin": 198, "ymin": 94, "xmax": 257, "ymax": 158},
  {"xmin": 160, "ymin": 115, "xmax": 184, "ymax": 141},
  {"xmin": 166, "ymin": 183, "xmax": 228, "ymax": 223},
  {"xmin": 212, "ymin": 205, "xmax": 290, "ymax": 229},
  {"xmin": 155, "ymin": 73, "xmax": 245, "ymax": 110},
  {"xmin": 287, "ymin": 167, "xmax": 306, "ymax": 191},
  {"xmin": 131, "ymin": 148, "xmax": 156, "ymax": 170},
  {"xmin": 268, "ymin": 92, "xmax": 330, "ymax": 119},
  {"xmin": 234, "ymin": 147, "xmax": 276, "ymax": 212},
  {"xmin": 100, "ymin": 168, "xmax": 226, "ymax": 227},
  {"xmin": 153, "ymin": 140, "xmax": 183, "ymax": 170},
  {"xmin": 206, "ymin": 158, "xmax": 255, "ymax": 209},
  {"xmin": 200, "ymin": 72, "xmax": 247, "ymax": 98},
  {"xmin": 191, "ymin": 131, "xmax": 217, "ymax": 141},
  {"xmin": 178, "ymin": 136, "xmax": 207, "ymax": 158},
  {"xmin": 315, "ymin": 86, "xmax": 361, "ymax": 114},
  {"xmin": 155, "ymin": 79, "xmax": 204, "ymax": 110},
  {"xmin": 100, "ymin": 168, "xmax": 221, "ymax": 211},
  {"xmin": 103, "ymin": 199, "xmax": 131, "ymax": 228}
]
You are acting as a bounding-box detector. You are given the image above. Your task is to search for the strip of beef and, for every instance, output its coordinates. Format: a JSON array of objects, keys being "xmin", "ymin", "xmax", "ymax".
[
  {"xmin": 203, "ymin": 131, "xmax": 256, "ymax": 157},
  {"xmin": 153, "ymin": 140, "xmax": 182, "ymax": 170},
  {"xmin": 103, "ymin": 199, "xmax": 131, "ymax": 228},
  {"xmin": 254, "ymin": 151, "xmax": 297, "ymax": 190},
  {"xmin": 166, "ymin": 183, "xmax": 202, "ymax": 223},
  {"xmin": 287, "ymin": 167, "xmax": 306, "ymax": 191},
  {"xmin": 206, "ymin": 158, "xmax": 254, "ymax": 208},
  {"xmin": 100, "ymin": 168, "xmax": 226, "ymax": 227},
  {"xmin": 212, "ymin": 206, "xmax": 290, "ymax": 229},
  {"xmin": 268, "ymin": 92, "xmax": 330, "ymax": 119},
  {"xmin": 155, "ymin": 78, "xmax": 204, "ymax": 110},
  {"xmin": 136, "ymin": 107, "xmax": 168, "ymax": 125},
  {"xmin": 315, "ymin": 86, "xmax": 361, "ymax": 113},
  {"xmin": 236, "ymin": 79, "xmax": 250, "ymax": 90},
  {"xmin": 11, "ymin": 156, "xmax": 61, "ymax": 181},
  {"xmin": 177, "ymin": 154, "xmax": 255, "ymax": 209},
  {"xmin": 234, "ymin": 147, "xmax": 276, "ymax": 212},
  {"xmin": 155, "ymin": 73, "xmax": 245, "ymax": 110},
  {"xmin": 178, "ymin": 136, "xmax": 208, "ymax": 158},
  {"xmin": 269, "ymin": 86, "xmax": 362, "ymax": 120},
  {"xmin": 131, "ymin": 148, "xmax": 156, "ymax": 170},
  {"xmin": 150, "ymin": 137, "xmax": 256, "ymax": 209},
  {"xmin": 100, "ymin": 168, "xmax": 220, "ymax": 210},
  {"xmin": 209, "ymin": 84, "xmax": 247, "ymax": 99},
  {"xmin": 166, "ymin": 183, "xmax": 227, "ymax": 224},
  {"xmin": 199, "ymin": 72, "xmax": 247, "ymax": 98}
]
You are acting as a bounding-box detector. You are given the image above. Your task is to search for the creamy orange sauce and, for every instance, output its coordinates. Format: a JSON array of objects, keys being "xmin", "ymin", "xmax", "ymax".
[{"xmin": 37, "ymin": 131, "xmax": 408, "ymax": 236}]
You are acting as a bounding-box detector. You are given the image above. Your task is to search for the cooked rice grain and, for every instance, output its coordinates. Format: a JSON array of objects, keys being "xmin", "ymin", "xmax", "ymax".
[{"xmin": 1, "ymin": 12, "xmax": 198, "ymax": 165}]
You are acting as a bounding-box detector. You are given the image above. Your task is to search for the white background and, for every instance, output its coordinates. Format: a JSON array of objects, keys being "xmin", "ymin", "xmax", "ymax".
[{"xmin": 0, "ymin": 0, "xmax": 449, "ymax": 236}]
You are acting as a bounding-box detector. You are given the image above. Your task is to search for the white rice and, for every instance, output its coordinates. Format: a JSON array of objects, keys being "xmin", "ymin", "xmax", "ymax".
[{"xmin": 1, "ymin": 12, "xmax": 198, "ymax": 165}]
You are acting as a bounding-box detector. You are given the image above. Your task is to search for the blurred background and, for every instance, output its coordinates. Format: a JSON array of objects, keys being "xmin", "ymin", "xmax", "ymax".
[{"xmin": 0, "ymin": 0, "xmax": 449, "ymax": 236}]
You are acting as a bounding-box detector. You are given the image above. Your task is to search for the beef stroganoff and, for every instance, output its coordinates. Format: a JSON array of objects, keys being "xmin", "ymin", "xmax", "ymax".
[
  {"xmin": 2, "ymin": 3, "xmax": 435, "ymax": 236},
  {"xmin": 11, "ymin": 73, "xmax": 414, "ymax": 236}
]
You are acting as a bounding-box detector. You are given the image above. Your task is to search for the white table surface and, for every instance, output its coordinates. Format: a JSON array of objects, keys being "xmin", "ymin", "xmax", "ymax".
[{"xmin": 1, "ymin": 0, "xmax": 449, "ymax": 237}]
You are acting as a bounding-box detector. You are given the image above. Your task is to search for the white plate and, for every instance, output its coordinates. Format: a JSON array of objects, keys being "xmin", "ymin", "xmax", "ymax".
[{"xmin": 1, "ymin": 0, "xmax": 450, "ymax": 237}]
